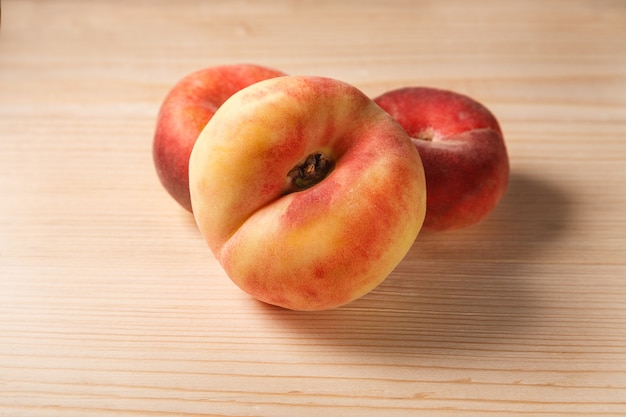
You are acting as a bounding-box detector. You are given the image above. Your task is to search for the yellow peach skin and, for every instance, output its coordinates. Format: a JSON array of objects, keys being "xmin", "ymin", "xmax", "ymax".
[{"xmin": 189, "ymin": 76, "xmax": 426, "ymax": 311}]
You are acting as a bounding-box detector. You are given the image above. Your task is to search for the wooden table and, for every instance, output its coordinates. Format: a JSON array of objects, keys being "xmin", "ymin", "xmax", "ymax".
[{"xmin": 1, "ymin": 1, "xmax": 625, "ymax": 416}]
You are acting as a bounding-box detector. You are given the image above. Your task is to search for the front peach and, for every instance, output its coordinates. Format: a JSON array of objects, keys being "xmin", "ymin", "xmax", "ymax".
[{"xmin": 189, "ymin": 76, "xmax": 426, "ymax": 311}]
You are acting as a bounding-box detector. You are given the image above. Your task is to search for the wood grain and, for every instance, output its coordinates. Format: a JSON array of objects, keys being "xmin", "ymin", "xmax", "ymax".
[{"xmin": 1, "ymin": 0, "xmax": 625, "ymax": 416}]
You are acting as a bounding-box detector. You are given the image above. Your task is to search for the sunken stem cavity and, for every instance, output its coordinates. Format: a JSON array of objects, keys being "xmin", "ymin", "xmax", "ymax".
[{"xmin": 284, "ymin": 153, "xmax": 334, "ymax": 195}]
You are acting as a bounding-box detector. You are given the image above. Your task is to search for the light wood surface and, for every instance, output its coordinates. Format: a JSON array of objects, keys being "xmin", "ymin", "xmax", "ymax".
[{"xmin": 1, "ymin": 1, "xmax": 625, "ymax": 416}]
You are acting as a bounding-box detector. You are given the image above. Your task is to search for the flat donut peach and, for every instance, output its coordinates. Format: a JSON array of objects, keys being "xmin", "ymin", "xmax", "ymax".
[
  {"xmin": 374, "ymin": 87, "xmax": 509, "ymax": 231},
  {"xmin": 189, "ymin": 76, "xmax": 427, "ymax": 311}
]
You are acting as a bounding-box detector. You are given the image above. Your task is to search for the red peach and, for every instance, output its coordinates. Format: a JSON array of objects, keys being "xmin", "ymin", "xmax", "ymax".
[
  {"xmin": 374, "ymin": 87, "xmax": 509, "ymax": 231},
  {"xmin": 153, "ymin": 63, "xmax": 286, "ymax": 211}
]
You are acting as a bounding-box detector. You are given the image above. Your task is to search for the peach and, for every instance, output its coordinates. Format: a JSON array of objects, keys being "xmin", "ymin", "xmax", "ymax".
[
  {"xmin": 189, "ymin": 76, "xmax": 427, "ymax": 311},
  {"xmin": 153, "ymin": 63, "xmax": 285, "ymax": 211},
  {"xmin": 374, "ymin": 87, "xmax": 509, "ymax": 231}
]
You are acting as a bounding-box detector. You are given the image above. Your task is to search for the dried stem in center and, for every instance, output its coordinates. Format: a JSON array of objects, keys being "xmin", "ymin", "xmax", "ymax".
[{"xmin": 284, "ymin": 153, "xmax": 334, "ymax": 194}]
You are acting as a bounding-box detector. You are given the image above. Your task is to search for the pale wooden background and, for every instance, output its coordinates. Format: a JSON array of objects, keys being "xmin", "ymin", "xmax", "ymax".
[{"xmin": 1, "ymin": 1, "xmax": 625, "ymax": 416}]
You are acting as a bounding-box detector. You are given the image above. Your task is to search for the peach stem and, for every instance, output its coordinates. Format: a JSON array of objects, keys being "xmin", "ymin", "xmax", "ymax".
[{"xmin": 284, "ymin": 153, "xmax": 334, "ymax": 194}]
